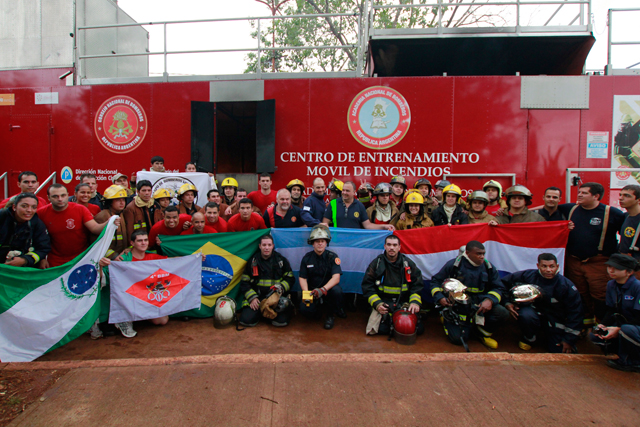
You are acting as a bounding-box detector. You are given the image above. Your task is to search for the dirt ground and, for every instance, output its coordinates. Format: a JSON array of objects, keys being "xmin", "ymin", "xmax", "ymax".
[{"xmin": 0, "ymin": 369, "xmax": 68, "ymax": 427}]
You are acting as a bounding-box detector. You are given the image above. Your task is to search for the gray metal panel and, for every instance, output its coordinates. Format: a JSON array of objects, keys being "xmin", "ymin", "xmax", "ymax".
[
  {"xmin": 210, "ymin": 81, "xmax": 264, "ymax": 102},
  {"xmin": 215, "ymin": 173, "xmax": 258, "ymax": 193},
  {"xmin": 521, "ymin": 76, "xmax": 590, "ymax": 109}
]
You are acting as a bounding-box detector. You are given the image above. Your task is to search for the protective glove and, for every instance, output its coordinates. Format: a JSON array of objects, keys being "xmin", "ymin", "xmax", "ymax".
[{"xmin": 310, "ymin": 287, "xmax": 327, "ymax": 299}]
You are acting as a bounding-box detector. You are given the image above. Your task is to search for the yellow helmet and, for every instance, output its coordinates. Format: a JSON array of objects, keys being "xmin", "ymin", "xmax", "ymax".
[
  {"xmin": 443, "ymin": 184, "xmax": 462, "ymax": 197},
  {"xmin": 405, "ymin": 192, "xmax": 425, "ymax": 204},
  {"xmin": 329, "ymin": 179, "xmax": 343, "ymax": 192},
  {"xmin": 178, "ymin": 183, "xmax": 197, "ymax": 196},
  {"xmin": 103, "ymin": 185, "xmax": 128, "ymax": 200},
  {"xmin": 287, "ymin": 179, "xmax": 305, "ymax": 191},
  {"xmin": 153, "ymin": 188, "xmax": 174, "ymax": 199},
  {"xmin": 221, "ymin": 177, "xmax": 238, "ymax": 188}
]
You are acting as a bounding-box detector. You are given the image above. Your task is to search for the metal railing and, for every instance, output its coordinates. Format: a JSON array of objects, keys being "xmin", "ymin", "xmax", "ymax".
[
  {"xmin": 565, "ymin": 168, "xmax": 640, "ymax": 203},
  {"xmin": 0, "ymin": 172, "xmax": 8, "ymax": 200},
  {"xmin": 75, "ymin": 0, "xmax": 594, "ymax": 81},
  {"xmin": 77, "ymin": 12, "xmax": 363, "ymax": 82},
  {"xmin": 606, "ymin": 8, "xmax": 640, "ymax": 75},
  {"xmin": 369, "ymin": 0, "xmax": 591, "ymax": 36},
  {"xmin": 34, "ymin": 172, "xmax": 56, "ymax": 195}
]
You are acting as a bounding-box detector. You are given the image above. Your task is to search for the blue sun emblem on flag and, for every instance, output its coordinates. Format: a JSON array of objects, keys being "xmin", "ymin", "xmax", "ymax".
[
  {"xmin": 67, "ymin": 264, "xmax": 98, "ymax": 295},
  {"xmin": 201, "ymin": 255, "xmax": 234, "ymax": 296}
]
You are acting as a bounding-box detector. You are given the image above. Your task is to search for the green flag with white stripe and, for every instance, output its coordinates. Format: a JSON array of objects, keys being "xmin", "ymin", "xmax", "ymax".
[{"xmin": 0, "ymin": 216, "xmax": 117, "ymax": 362}]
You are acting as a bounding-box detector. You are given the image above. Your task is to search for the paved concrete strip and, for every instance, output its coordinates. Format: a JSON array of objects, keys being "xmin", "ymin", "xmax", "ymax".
[
  {"xmin": 1, "ymin": 352, "xmax": 609, "ymax": 371},
  {"xmin": 9, "ymin": 359, "xmax": 639, "ymax": 427}
]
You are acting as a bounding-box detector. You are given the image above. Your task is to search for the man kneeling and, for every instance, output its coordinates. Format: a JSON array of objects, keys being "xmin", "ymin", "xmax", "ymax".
[
  {"xmin": 238, "ymin": 234, "xmax": 294, "ymax": 327},
  {"xmin": 362, "ymin": 235, "xmax": 424, "ymax": 337},
  {"xmin": 99, "ymin": 229, "xmax": 170, "ymax": 338},
  {"xmin": 502, "ymin": 253, "xmax": 583, "ymax": 353}
]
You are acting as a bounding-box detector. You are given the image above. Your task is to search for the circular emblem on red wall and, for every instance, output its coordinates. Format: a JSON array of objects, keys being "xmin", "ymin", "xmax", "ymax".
[
  {"xmin": 94, "ymin": 96, "xmax": 148, "ymax": 154},
  {"xmin": 347, "ymin": 86, "xmax": 411, "ymax": 150}
]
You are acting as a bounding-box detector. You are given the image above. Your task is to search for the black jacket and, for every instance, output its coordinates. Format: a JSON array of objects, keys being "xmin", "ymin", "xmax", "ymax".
[
  {"xmin": 361, "ymin": 253, "xmax": 423, "ymax": 309},
  {"xmin": 431, "ymin": 204, "xmax": 469, "ymax": 226},
  {"xmin": 0, "ymin": 208, "xmax": 51, "ymax": 267}
]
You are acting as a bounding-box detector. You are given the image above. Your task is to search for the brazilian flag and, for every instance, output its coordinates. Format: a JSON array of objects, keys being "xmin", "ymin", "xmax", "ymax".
[{"xmin": 160, "ymin": 229, "xmax": 271, "ymax": 318}]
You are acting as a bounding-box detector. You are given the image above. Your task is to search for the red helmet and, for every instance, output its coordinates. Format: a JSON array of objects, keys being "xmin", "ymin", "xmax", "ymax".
[{"xmin": 393, "ymin": 310, "xmax": 418, "ymax": 345}]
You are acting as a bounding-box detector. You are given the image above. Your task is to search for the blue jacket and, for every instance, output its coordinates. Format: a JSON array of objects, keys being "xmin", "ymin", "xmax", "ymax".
[
  {"xmin": 603, "ymin": 276, "xmax": 640, "ymax": 326},
  {"xmin": 502, "ymin": 269, "xmax": 583, "ymax": 344},
  {"xmin": 301, "ymin": 192, "xmax": 326, "ymax": 227},
  {"xmin": 430, "ymin": 256, "xmax": 505, "ymax": 305}
]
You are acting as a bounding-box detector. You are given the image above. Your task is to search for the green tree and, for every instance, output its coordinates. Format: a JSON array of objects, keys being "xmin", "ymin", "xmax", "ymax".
[{"xmin": 246, "ymin": 0, "xmax": 507, "ymax": 73}]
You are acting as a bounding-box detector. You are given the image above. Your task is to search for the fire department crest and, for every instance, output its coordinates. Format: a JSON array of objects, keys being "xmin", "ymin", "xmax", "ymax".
[
  {"xmin": 94, "ymin": 96, "xmax": 148, "ymax": 154},
  {"xmin": 347, "ymin": 86, "xmax": 411, "ymax": 150}
]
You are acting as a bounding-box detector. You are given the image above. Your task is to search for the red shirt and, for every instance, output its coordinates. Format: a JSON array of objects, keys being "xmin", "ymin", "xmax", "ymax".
[
  {"xmin": 149, "ymin": 214, "xmax": 192, "ymax": 248},
  {"xmin": 247, "ymin": 190, "xmax": 276, "ymax": 213},
  {"xmin": 180, "ymin": 225, "xmax": 217, "ymax": 235},
  {"xmin": 207, "ymin": 217, "xmax": 229, "ymax": 233},
  {"xmin": 81, "ymin": 203, "xmax": 101, "ymax": 216},
  {"xmin": 37, "ymin": 202, "xmax": 94, "ymax": 267},
  {"xmin": 228, "ymin": 213, "xmax": 266, "ymax": 232},
  {"xmin": 0, "ymin": 194, "xmax": 48, "ymax": 209},
  {"xmin": 131, "ymin": 253, "xmax": 167, "ymax": 261},
  {"xmin": 485, "ymin": 204, "xmax": 501, "ymax": 216}
]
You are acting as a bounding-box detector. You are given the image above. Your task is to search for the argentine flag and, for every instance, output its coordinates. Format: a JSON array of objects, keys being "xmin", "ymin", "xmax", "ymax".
[
  {"xmin": 271, "ymin": 228, "xmax": 392, "ymax": 293},
  {"xmin": 0, "ymin": 217, "xmax": 118, "ymax": 362}
]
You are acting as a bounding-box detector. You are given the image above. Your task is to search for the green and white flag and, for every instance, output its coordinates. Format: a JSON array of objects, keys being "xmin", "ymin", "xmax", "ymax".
[{"xmin": 0, "ymin": 216, "xmax": 117, "ymax": 362}]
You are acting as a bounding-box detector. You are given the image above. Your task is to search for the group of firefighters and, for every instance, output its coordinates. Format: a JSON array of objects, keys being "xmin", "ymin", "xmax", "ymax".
[{"xmin": 0, "ymin": 155, "xmax": 639, "ymax": 372}]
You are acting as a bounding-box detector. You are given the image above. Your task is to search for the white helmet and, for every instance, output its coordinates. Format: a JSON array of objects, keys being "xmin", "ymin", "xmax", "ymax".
[{"xmin": 214, "ymin": 296, "xmax": 236, "ymax": 328}]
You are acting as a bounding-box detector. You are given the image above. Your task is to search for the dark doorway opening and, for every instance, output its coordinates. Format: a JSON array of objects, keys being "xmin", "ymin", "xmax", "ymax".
[{"xmin": 191, "ymin": 99, "xmax": 275, "ymax": 175}]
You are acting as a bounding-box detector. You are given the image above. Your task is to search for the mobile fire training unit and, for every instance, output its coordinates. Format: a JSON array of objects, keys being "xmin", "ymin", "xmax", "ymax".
[{"xmin": 1, "ymin": 1, "xmax": 639, "ymax": 206}]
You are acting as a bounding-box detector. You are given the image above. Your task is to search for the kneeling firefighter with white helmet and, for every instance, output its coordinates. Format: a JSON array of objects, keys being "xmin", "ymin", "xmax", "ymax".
[
  {"xmin": 238, "ymin": 234, "xmax": 295, "ymax": 327},
  {"xmin": 362, "ymin": 234, "xmax": 424, "ymax": 343},
  {"xmin": 299, "ymin": 225, "xmax": 345, "ymax": 330}
]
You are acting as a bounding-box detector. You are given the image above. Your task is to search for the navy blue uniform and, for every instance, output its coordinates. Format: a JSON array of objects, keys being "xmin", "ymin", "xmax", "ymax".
[
  {"xmin": 431, "ymin": 204, "xmax": 469, "ymax": 226},
  {"xmin": 301, "ymin": 192, "xmax": 326, "ymax": 227},
  {"xmin": 618, "ymin": 213, "xmax": 640, "ymax": 261},
  {"xmin": 590, "ymin": 276, "xmax": 640, "ymax": 366},
  {"xmin": 502, "ymin": 269, "xmax": 583, "ymax": 352},
  {"xmin": 299, "ymin": 249, "xmax": 343, "ymax": 317},
  {"xmin": 430, "ymin": 256, "xmax": 509, "ymax": 344},
  {"xmin": 262, "ymin": 205, "xmax": 304, "ymax": 228},
  {"xmin": 323, "ymin": 198, "xmax": 369, "ymax": 228}
]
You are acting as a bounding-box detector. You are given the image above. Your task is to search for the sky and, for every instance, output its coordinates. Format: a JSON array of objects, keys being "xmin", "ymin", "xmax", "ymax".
[{"xmin": 115, "ymin": 0, "xmax": 640, "ymax": 76}]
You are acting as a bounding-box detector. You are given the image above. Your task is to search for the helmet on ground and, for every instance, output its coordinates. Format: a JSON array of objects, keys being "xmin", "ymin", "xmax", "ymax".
[
  {"xmin": 153, "ymin": 188, "xmax": 174, "ymax": 199},
  {"xmin": 103, "ymin": 185, "xmax": 128, "ymax": 200},
  {"xmin": 443, "ymin": 278, "xmax": 469, "ymax": 304},
  {"xmin": 390, "ymin": 176, "xmax": 407, "ymax": 189},
  {"xmin": 221, "ymin": 177, "xmax": 238, "ymax": 189},
  {"xmin": 483, "ymin": 180, "xmax": 504, "ymax": 198},
  {"xmin": 467, "ymin": 190, "xmax": 490, "ymax": 205},
  {"xmin": 178, "ymin": 183, "xmax": 198, "ymax": 197},
  {"xmin": 511, "ymin": 284, "xmax": 542, "ymax": 303},
  {"xmin": 287, "ymin": 179, "xmax": 305, "ymax": 192},
  {"xmin": 442, "ymin": 184, "xmax": 462, "ymax": 197},
  {"xmin": 414, "ymin": 178, "xmax": 432, "ymax": 193},
  {"xmin": 328, "ymin": 179, "xmax": 343, "ymax": 193},
  {"xmin": 504, "ymin": 185, "xmax": 533, "ymax": 206},
  {"xmin": 214, "ymin": 296, "xmax": 236, "ymax": 328},
  {"xmin": 405, "ymin": 192, "xmax": 425, "ymax": 205},
  {"xmin": 373, "ymin": 182, "xmax": 392, "ymax": 196},
  {"xmin": 393, "ymin": 310, "xmax": 418, "ymax": 345},
  {"xmin": 307, "ymin": 224, "xmax": 332, "ymax": 245},
  {"xmin": 435, "ymin": 179, "xmax": 451, "ymax": 189}
]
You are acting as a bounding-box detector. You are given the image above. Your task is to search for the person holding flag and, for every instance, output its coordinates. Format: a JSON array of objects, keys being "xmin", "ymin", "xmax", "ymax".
[{"xmin": 99, "ymin": 229, "xmax": 171, "ymax": 338}]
